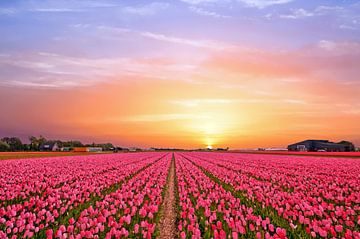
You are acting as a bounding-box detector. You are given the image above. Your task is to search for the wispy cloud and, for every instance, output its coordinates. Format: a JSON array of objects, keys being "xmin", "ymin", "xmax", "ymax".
[
  {"xmin": 271, "ymin": 5, "xmax": 350, "ymax": 21},
  {"xmin": 29, "ymin": 8, "xmax": 84, "ymax": 12},
  {"xmin": 120, "ymin": 114, "xmax": 210, "ymax": 122},
  {"xmin": 280, "ymin": 8, "xmax": 314, "ymax": 19},
  {"xmin": 140, "ymin": 31, "xmax": 226, "ymax": 50},
  {"xmin": 22, "ymin": 1, "xmax": 170, "ymax": 15},
  {"xmin": 122, "ymin": 2, "xmax": 169, "ymax": 16},
  {"xmin": 2, "ymin": 80, "xmax": 79, "ymax": 88},
  {"xmin": 314, "ymin": 5, "xmax": 344, "ymax": 15},
  {"xmin": 171, "ymin": 99, "xmax": 233, "ymax": 107},
  {"xmin": 282, "ymin": 99, "xmax": 307, "ymax": 105},
  {"xmin": 0, "ymin": 8, "xmax": 16, "ymax": 15},
  {"xmin": 238, "ymin": 0, "xmax": 294, "ymax": 9},
  {"xmin": 317, "ymin": 40, "xmax": 337, "ymax": 51},
  {"xmin": 0, "ymin": 51, "xmax": 201, "ymax": 88},
  {"xmin": 189, "ymin": 6, "xmax": 230, "ymax": 18},
  {"xmin": 339, "ymin": 24, "xmax": 357, "ymax": 30},
  {"xmin": 171, "ymin": 98, "xmax": 309, "ymax": 107},
  {"xmin": 180, "ymin": 0, "xmax": 293, "ymax": 8},
  {"xmin": 180, "ymin": 0, "xmax": 223, "ymax": 5},
  {"xmin": 97, "ymin": 25, "xmax": 230, "ymax": 50},
  {"xmin": 314, "ymin": 40, "xmax": 360, "ymax": 54}
]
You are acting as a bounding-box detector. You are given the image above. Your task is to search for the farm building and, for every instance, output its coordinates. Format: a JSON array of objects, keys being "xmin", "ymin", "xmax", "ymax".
[
  {"xmin": 73, "ymin": 147, "xmax": 103, "ymax": 152},
  {"xmin": 129, "ymin": 147, "xmax": 142, "ymax": 152},
  {"xmin": 288, "ymin": 140, "xmax": 355, "ymax": 152},
  {"xmin": 60, "ymin": 147, "xmax": 72, "ymax": 152},
  {"xmin": 39, "ymin": 142, "xmax": 59, "ymax": 151}
]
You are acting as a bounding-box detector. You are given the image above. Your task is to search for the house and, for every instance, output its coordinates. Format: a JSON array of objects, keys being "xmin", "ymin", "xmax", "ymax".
[
  {"xmin": 73, "ymin": 147, "xmax": 102, "ymax": 152},
  {"xmin": 129, "ymin": 147, "xmax": 142, "ymax": 152},
  {"xmin": 39, "ymin": 142, "xmax": 59, "ymax": 151},
  {"xmin": 87, "ymin": 147, "xmax": 102, "ymax": 152},
  {"xmin": 288, "ymin": 140, "xmax": 355, "ymax": 152},
  {"xmin": 60, "ymin": 147, "xmax": 72, "ymax": 152}
]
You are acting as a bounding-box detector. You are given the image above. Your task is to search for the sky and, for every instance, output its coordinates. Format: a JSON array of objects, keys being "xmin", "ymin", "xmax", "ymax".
[{"xmin": 0, "ymin": 0, "xmax": 360, "ymax": 149}]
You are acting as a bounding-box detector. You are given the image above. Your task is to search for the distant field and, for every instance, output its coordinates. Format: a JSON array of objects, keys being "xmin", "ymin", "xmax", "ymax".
[
  {"xmin": 235, "ymin": 150, "xmax": 360, "ymax": 157},
  {"xmin": 0, "ymin": 151, "xmax": 106, "ymax": 160},
  {"xmin": 1, "ymin": 152, "xmax": 360, "ymax": 238}
]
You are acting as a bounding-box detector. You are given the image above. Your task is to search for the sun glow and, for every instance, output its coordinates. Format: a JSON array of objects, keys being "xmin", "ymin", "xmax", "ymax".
[{"xmin": 180, "ymin": 110, "xmax": 238, "ymax": 148}]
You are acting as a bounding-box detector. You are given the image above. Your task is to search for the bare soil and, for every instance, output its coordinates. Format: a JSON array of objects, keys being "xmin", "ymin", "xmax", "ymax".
[{"xmin": 158, "ymin": 157, "xmax": 177, "ymax": 238}]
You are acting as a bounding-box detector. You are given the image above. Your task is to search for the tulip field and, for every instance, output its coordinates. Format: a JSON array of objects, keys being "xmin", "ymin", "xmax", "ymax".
[{"xmin": 0, "ymin": 152, "xmax": 359, "ymax": 238}]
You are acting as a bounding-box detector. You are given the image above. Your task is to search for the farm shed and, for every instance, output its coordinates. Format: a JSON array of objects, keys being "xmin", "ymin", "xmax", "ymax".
[
  {"xmin": 39, "ymin": 142, "xmax": 59, "ymax": 151},
  {"xmin": 288, "ymin": 140, "xmax": 354, "ymax": 152}
]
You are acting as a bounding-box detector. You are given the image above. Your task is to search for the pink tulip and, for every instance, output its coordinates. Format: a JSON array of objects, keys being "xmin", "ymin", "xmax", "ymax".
[{"xmin": 45, "ymin": 229, "xmax": 53, "ymax": 239}]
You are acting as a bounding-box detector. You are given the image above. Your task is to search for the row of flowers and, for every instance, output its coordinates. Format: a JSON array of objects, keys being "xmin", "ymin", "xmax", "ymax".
[
  {"xmin": 0, "ymin": 153, "xmax": 159, "ymax": 204},
  {"xmin": 43, "ymin": 153, "xmax": 172, "ymax": 239},
  {"xmin": 183, "ymin": 152, "xmax": 360, "ymax": 239},
  {"xmin": 0, "ymin": 153, "xmax": 168, "ymax": 238},
  {"xmin": 176, "ymin": 154, "xmax": 288, "ymax": 239}
]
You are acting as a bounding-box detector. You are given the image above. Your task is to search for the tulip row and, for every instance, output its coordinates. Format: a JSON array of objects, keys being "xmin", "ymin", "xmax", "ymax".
[
  {"xmin": 42, "ymin": 153, "xmax": 172, "ymax": 239},
  {"xmin": 190, "ymin": 152, "xmax": 360, "ymax": 205},
  {"xmin": 175, "ymin": 154, "xmax": 288, "ymax": 239},
  {"xmin": 0, "ymin": 153, "xmax": 168, "ymax": 238},
  {"xmin": 181, "ymin": 152, "xmax": 360, "ymax": 239},
  {"xmin": 0, "ymin": 153, "xmax": 158, "ymax": 205}
]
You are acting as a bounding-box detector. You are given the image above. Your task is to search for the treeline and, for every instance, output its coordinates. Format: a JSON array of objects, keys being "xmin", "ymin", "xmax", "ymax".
[{"xmin": 0, "ymin": 135, "xmax": 114, "ymax": 152}]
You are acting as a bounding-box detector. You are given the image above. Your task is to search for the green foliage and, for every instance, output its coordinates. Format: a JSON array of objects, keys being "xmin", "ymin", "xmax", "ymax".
[
  {"xmin": 84, "ymin": 142, "xmax": 114, "ymax": 151},
  {"xmin": 0, "ymin": 140, "xmax": 10, "ymax": 151},
  {"xmin": 61, "ymin": 140, "xmax": 84, "ymax": 148},
  {"xmin": 1, "ymin": 134, "xmax": 120, "ymax": 152},
  {"xmin": 29, "ymin": 135, "xmax": 47, "ymax": 151},
  {"xmin": 1, "ymin": 137, "xmax": 23, "ymax": 151}
]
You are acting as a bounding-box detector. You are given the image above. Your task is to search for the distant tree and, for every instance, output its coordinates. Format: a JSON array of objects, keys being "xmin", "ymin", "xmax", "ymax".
[
  {"xmin": 22, "ymin": 144, "xmax": 31, "ymax": 151},
  {"xmin": 29, "ymin": 136, "xmax": 37, "ymax": 151},
  {"xmin": 61, "ymin": 140, "xmax": 83, "ymax": 147},
  {"xmin": 29, "ymin": 135, "xmax": 47, "ymax": 151},
  {"xmin": 60, "ymin": 141, "xmax": 70, "ymax": 147},
  {"xmin": 0, "ymin": 140, "xmax": 10, "ymax": 151},
  {"xmin": 71, "ymin": 141, "xmax": 83, "ymax": 147},
  {"xmin": 55, "ymin": 140, "xmax": 64, "ymax": 148},
  {"xmin": 38, "ymin": 135, "xmax": 46, "ymax": 147},
  {"xmin": 1, "ymin": 137, "xmax": 23, "ymax": 151},
  {"xmin": 102, "ymin": 143, "xmax": 114, "ymax": 151}
]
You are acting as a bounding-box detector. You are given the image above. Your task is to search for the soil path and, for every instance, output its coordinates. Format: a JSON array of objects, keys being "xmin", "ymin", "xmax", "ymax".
[{"xmin": 159, "ymin": 155, "xmax": 177, "ymax": 238}]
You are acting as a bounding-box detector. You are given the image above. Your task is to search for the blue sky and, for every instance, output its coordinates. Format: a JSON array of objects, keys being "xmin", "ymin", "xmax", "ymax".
[{"xmin": 1, "ymin": 0, "xmax": 359, "ymax": 55}]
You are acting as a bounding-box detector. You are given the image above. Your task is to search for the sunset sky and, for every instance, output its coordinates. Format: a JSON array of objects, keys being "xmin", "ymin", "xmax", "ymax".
[{"xmin": 0, "ymin": 0, "xmax": 360, "ymax": 148}]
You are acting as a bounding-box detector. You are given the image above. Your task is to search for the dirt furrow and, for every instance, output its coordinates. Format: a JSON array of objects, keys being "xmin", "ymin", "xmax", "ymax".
[{"xmin": 158, "ymin": 155, "xmax": 177, "ymax": 239}]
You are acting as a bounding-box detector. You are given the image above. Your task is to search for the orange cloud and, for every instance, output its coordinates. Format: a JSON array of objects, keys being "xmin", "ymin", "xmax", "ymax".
[{"xmin": 1, "ymin": 41, "xmax": 359, "ymax": 148}]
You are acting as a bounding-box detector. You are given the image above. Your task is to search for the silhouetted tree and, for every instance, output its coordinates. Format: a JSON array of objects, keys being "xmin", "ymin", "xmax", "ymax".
[
  {"xmin": 0, "ymin": 140, "xmax": 10, "ymax": 151},
  {"xmin": 29, "ymin": 135, "xmax": 47, "ymax": 151},
  {"xmin": 1, "ymin": 137, "xmax": 23, "ymax": 151}
]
